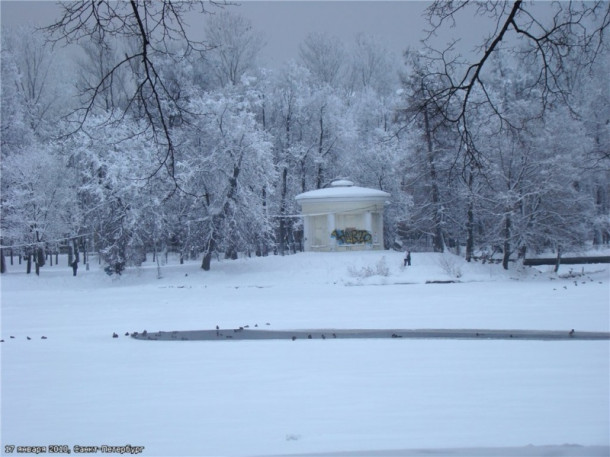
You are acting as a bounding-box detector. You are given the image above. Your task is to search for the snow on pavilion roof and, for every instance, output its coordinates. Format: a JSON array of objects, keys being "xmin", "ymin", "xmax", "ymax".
[{"xmin": 295, "ymin": 180, "xmax": 390, "ymax": 203}]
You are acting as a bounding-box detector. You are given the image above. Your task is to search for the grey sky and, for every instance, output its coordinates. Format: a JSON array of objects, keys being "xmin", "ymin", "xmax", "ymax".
[
  {"xmin": 235, "ymin": 1, "xmax": 431, "ymax": 66},
  {"xmin": 1, "ymin": 1, "xmax": 475, "ymax": 67}
]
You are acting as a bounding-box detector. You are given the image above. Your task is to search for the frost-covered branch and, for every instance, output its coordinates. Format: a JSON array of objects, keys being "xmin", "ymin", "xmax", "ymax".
[
  {"xmin": 421, "ymin": 0, "xmax": 610, "ymax": 167},
  {"xmin": 44, "ymin": 0, "xmax": 227, "ymax": 184}
]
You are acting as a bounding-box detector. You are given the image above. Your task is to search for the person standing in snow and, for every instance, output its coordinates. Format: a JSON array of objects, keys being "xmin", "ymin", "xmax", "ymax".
[
  {"xmin": 404, "ymin": 249, "xmax": 411, "ymax": 267},
  {"xmin": 71, "ymin": 253, "xmax": 79, "ymax": 276}
]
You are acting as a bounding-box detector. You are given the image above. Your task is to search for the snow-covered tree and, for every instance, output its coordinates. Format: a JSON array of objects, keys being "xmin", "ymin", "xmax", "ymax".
[
  {"xmin": 1, "ymin": 144, "xmax": 74, "ymax": 273},
  {"xmin": 348, "ymin": 33, "xmax": 398, "ymax": 97},
  {"xmin": 420, "ymin": 0, "xmax": 610, "ymax": 167},
  {"xmin": 179, "ymin": 86, "xmax": 275, "ymax": 269},
  {"xmin": 45, "ymin": 1, "xmax": 226, "ymax": 183},
  {"xmin": 299, "ymin": 32, "xmax": 347, "ymax": 88},
  {"xmin": 204, "ymin": 11, "xmax": 265, "ymax": 88}
]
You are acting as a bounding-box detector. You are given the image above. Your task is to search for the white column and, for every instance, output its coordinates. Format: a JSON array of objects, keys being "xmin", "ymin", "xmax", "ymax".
[
  {"xmin": 364, "ymin": 212, "xmax": 372, "ymax": 232},
  {"xmin": 327, "ymin": 212, "xmax": 336, "ymax": 251},
  {"xmin": 364, "ymin": 212, "xmax": 373, "ymax": 249},
  {"xmin": 375, "ymin": 212, "xmax": 384, "ymax": 249}
]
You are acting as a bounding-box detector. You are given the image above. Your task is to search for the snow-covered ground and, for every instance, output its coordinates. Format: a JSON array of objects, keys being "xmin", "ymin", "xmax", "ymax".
[{"xmin": 1, "ymin": 251, "xmax": 608, "ymax": 456}]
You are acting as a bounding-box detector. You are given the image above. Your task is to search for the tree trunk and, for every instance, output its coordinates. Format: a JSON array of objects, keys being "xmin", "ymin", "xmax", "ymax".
[
  {"xmin": 300, "ymin": 159, "xmax": 307, "ymax": 193},
  {"xmin": 502, "ymin": 215, "xmax": 511, "ymax": 270},
  {"xmin": 201, "ymin": 161, "xmax": 242, "ymax": 271},
  {"xmin": 71, "ymin": 240, "xmax": 79, "ymax": 276},
  {"xmin": 0, "ymin": 249, "xmax": 6, "ymax": 274},
  {"xmin": 278, "ymin": 167, "xmax": 288, "ymax": 255},
  {"xmin": 201, "ymin": 236, "xmax": 215, "ymax": 271},
  {"xmin": 154, "ymin": 242, "xmax": 162, "ymax": 279},
  {"xmin": 35, "ymin": 247, "xmax": 45, "ymax": 276},
  {"xmin": 37, "ymin": 247, "xmax": 45, "ymax": 267},
  {"xmin": 82, "ymin": 239, "xmax": 88, "ymax": 265},
  {"xmin": 554, "ymin": 246, "xmax": 562, "ymax": 273},
  {"xmin": 316, "ymin": 109, "xmax": 325, "ymax": 190},
  {"xmin": 201, "ymin": 252, "xmax": 212, "ymax": 271},
  {"xmin": 465, "ymin": 170, "xmax": 475, "ymax": 262},
  {"xmin": 466, "ymin": 203, "xmax": 474, "ymax": 262},
  {"xmin": 257, "ymin": 186, "xmax": 267, "ymax": 257},
  {"xmin": 423, "ymin": 97, "xmax": 445, "ymax": 253}
]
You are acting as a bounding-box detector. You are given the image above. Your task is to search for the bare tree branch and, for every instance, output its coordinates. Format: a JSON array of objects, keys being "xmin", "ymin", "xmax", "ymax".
[
  {"xmin": 43, "ymin": 0, "xmax": 228, "ymax": 185},
  {"xmin": 420, "ymin": 0, "xmax": 610, "ymax": 167}
]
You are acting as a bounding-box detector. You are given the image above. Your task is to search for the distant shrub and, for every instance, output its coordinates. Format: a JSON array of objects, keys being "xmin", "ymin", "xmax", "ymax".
[
  {"xmin": 438, "ymin": 254, "xmax": 463, "ymax": 279},
  {"xmin": 348, "ymin": 256, "xmax": 390, "ymax": 279}
]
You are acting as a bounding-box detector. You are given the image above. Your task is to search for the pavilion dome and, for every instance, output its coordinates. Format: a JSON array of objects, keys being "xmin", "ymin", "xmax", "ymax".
[{"xmin": 295, "ymin": 180, "xmax": 390, "ymax": 203}]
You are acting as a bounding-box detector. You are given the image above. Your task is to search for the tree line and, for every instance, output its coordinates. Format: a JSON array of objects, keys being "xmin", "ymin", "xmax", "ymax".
[{"xmin": 1, "ymin": 2, "xmax": 608, "ymax": 274}]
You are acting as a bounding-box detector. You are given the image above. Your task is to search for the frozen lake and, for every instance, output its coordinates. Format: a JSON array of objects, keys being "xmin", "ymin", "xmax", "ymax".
[{"xmin": 1, "ymin": 251, "xmax": 608, "ymax": 456}]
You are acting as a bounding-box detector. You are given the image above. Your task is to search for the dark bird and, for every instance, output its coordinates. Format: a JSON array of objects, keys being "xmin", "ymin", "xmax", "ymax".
[
  {"xmin": 27, "ymin": 336, "xmax": 31, "ymax": 340},
  {"xmin": 132, "ymin": 331, "xmax": 138, "ymax": 336},
  {"xmin": 142, "ymin": 330, "xmax": 147, "ymax": 336},
  {"xmin": 1, "ymin": 340, "xmax": 4, "ymax": 343},
  {"xmin": 125, "ymin": 332, "xmax": 130, "ymax": 336},
  {"xmin": 255, "ymin": 324, "xmax": 258, "ymax": 328},
  {"xmin": 244, "ymin": 325, "xmax": 250, "ymax": 328},
  {"xmin": 216, "ymin": 325, "xmax": 219, "ymax": 330},
  {"xmin": 291, "ymin": 336, "xmax": 297, "ymax": 341},
  {"xmin": 265, "ymin": 323, "xmax": 270, "ymax": 326},
  {"xmin": 10, "ymin": 336, "xmax": 15, "ymax": 339},
  {"xmin": 321, "ymin": 334, "xmax": 326, "ymax": 339},
  {"xmin": 569, "ymin": 329, "xmax": 575, "ymax": 336},
  {"xmin": 112, "ymin": 333, "xmax": 118, "ymax": 338},
  {"xmin": 41, "ymin": 336, "xmax": 47, "ymax": 340},
  {"xmin": 308, "ymin": 334, "xmax": 312, "ymax": 339},
  {"xmin": 332, "ymin": 333, "xmax": 337, "ymax": 338}
]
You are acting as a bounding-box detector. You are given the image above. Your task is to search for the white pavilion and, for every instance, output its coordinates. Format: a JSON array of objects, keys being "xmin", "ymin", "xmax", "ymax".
[{"xmin": 295, "ymin": 180, "xmax": 390, "ymax": 252}]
